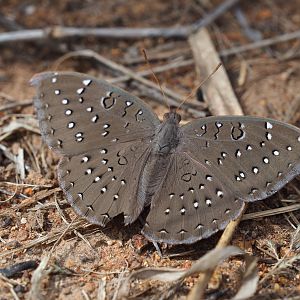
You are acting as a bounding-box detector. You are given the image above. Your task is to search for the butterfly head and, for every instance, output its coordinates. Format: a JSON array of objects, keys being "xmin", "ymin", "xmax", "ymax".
[{"xmin": 163, "ymin": 107, "xmax": 181, "ymax": 124}]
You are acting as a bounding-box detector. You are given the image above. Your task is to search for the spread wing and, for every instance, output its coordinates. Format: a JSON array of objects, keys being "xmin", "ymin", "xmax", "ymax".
[
  {"xmin": 59, "ymin": 141, "xmax": 151, "ymax": 225},
  {"xmin": 32, "ymin": 72, "xmax": 160, "ymax": 225},
  {"xmin": 31, "ymin": 72, "xmax": 160, "ymax": 156},
  {"xmin": 143, "ymin": 116, "xmax": 300, "ymax": 244}
]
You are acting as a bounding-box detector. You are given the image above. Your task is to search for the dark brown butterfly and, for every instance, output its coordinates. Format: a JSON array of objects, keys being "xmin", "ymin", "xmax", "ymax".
[{"xmin": 31, "ymin": 72, "xmax": 300, "ymax": 244}]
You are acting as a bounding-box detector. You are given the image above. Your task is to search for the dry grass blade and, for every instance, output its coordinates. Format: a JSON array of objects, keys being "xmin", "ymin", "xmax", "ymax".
[
  {"xmin": 0, "ymin": 116, "xmax": 39, "ymax": 142},
  {"xmin": 97, "ymin": 278, "xmax": 106, "ymax": 300},
  {"xmin": 0, "ymin": 274, "xmax": 20, "ymax": 300},
  {"xmin": 0, "ymin": 219, "xmax": 86, "ymax": 259},
  {"xmin": 232, "ymin": 255, "xmax": 258, "ymax": 300},
  {"xmin": 15, "ymin": 187, "xmax": 60, "ymax": 210},
  {"xmin": 117, "ymin": 246, "xmax": 244, "ymax": 298},
  {"xmin": 16, "ymin": 147, "xmax": 25, "ymax": 180},
  {"xmin": 51, "ymin": 49, "xmax": 206, "ymax": 116},
  {"xmin": 242, "ymin": 203, "xmax": 300, "ymax": 220},
  {"xmin": 290, "ymin": 225, "xmax": 300, "ymax": 251},
  {"xmin": 259, "ymin": 226, "xmax": 300, "ymax": 285},
  {"xmin": 189, "ymin": 28, "xmax": 244, "ymax": 115},
  {"xmin": 0, "ymin": 99, "xmax": 32, "ymax": 112},
  {"xmin": 28, "ymin": 256, "xmax": 50, "ymax": 300},
  {"xmin": 28, "ymin": 217, "xmax": 78, "ymax": 299},
  {"xmin": 187, "ymin": 209, "xmax": 247, "ymax": 300}
]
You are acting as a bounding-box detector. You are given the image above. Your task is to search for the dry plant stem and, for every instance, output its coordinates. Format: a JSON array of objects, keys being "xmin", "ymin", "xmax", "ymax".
[
  {"xmin": 219, "ymin": 30, "xmax": 300, "ymax": 57},
  {"xmin": 0, "ymin": 274, "xmax": 20, "ymax": 300},
  {"xmin": 122, "ymin": 28, "xmax": 300, "ymax": 66},
  {"xmin": 110, "ymin": 59, "xmax": 195, "ymax": 84},
  {"xmin": 0, "ymin": 0, "xmax": 240, "ymax": 43},
  {"xmin": 189, "ymin": 28, "xmax": 244, "ymax": 115},
  {"xmin": 123, "ymin": 47, "xmax": 191, "ymax": 65},
  {"xmin": 0, "ymin": 219, "xmax": 90, "ymax": 259},
  {"xmin": 242, "ymin": 203, "xmax": 300, "ymax": 221},
  {"xmin": 53, "ymin": 50, "xmax": 183, "ymax": 101},
  {"xmin": 0, "ymin": 99, "xmax": 32, "ymax": 112},
  {"xmin": 188, "ymin": 27, "xmax": 245, "ymax": 299},
  {"xmin": 53, "ymin": 50, "xmax": 206, "ymax": 117},
  {"xmin": 187, "ymin": 206, "xmax": 247, "ymax": 300}
]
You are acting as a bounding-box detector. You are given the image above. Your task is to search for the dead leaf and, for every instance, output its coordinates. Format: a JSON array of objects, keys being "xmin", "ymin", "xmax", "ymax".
[{"xmin": 117, "ymin": 246, "xmax": 245, "ymax": 299}]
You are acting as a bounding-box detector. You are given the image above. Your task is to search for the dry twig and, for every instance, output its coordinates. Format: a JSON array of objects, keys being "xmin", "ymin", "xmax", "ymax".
[
  {"xmin": 188, "ymin": 27, "xmax": 245, "ymax": 299},
  {"xmin": 189, "ymin": 28, "xmax": 243, "ymax": 115},
  {"xmin": 53, "ymin": 50, "xmax": 206, "ymax": 117},
  {"xmin": 0, "ymin": 0, "xmax": 240, "ymax": 43}
]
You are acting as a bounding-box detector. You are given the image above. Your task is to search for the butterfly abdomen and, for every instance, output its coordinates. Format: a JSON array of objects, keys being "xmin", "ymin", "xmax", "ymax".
[
  {"xmin": 137, "ymin": 154, "xmax": 172, "ymax": 208},
  {"xmin": 136, "ymin": 115, "xmax": 182, "ymax": 208}
]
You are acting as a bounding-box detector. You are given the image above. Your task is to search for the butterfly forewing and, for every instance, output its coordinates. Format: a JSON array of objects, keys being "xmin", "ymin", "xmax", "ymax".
[
  {"xmin": 32, "ymin": 72, "xmax": 160, "ymax": 156},
  {"xmin": 32, "ymin": 72, "xmax": 159, "ymax": 226},
  {"xmin": 180, "ymin": 116, "xmax": 300, "ymax": 202}
]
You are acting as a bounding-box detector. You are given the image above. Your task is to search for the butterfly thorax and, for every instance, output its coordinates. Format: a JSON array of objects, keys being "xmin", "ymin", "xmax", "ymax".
[{"xmin": 152, "ymin": 111, "xmax": 182, "ymax": 155}]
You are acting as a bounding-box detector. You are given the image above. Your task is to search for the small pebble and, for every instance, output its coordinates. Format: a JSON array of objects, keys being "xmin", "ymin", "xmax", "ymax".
[
  {"xmin": 106, "ymin": 240, "xmax": 114, "ymax": 246},
  {"xmin": 0, "ymin": 216, "xmax": 13, "ymax": 228},
  {"xmin": 20, "ymin": 217, "xmax": 27, "ymax": 224},
  {"xmin": 14, "ymin": 284, "xmax": 26, "ymax": 293}
]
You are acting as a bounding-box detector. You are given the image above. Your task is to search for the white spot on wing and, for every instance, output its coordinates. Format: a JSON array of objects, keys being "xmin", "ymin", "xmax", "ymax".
[
  {"xmin": 266, "ymin": 133, "xmax": 272, "ymax": 140},
  {"xmin": 206, "ymin": 199, "xmax": 212, "ymax": 206},
  {"xmin": 91, "ymin": 115, "xmax": 98, "ymax": 123},
  {"xmin": 81, "ymin": 156, "xmax": 89, "ymax": 163},
  {"xmin": 77, "ymin": 88, "xmax": 85, "ymax": 95},
  {"xmin": 266, "ymin": 122, "xmax": 273, "ymax": 129},
  {"xmin": 85, "ymin": 168, "xmax": 92, "ymax": 175},
  {"xmin": 68, "ymin": 122, "xmax": 75, "ymax": 129},
  {"xmin": 83, "ymin": 79, "xmax": 92, "ymax": 86},
  {"xmin": 236, "ymin": 149, "xmax": 241, "ymax": 157}
]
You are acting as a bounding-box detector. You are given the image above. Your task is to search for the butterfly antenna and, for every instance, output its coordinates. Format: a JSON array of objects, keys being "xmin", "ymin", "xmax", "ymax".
[
  {"xmin": 176, "ymin": 62, "xmax": 222, "ymax": 112},
  {"xmin": 142, "ymin": 49, "xmax": 170, "ymax": 110}
]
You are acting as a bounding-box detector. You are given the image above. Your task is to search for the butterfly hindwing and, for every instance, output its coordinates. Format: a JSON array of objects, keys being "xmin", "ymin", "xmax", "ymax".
[
  {"xmin": 58, "ymin": 141, "xmax": 151, "ymax": 225},
  {"xmin": 143, "ymin": 153, "xmax": 245, "ymax": 244}
]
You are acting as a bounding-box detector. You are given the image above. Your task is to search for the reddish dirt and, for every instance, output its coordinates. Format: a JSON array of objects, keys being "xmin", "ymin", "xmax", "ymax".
[{"xmin": 0, "ymin": 0, "xmax": 300, "ymax": 299}]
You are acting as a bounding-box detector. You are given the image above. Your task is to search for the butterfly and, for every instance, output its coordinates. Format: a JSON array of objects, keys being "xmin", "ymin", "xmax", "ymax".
[{"xmin": 31, "ymin": 71, "xmax": 300, "ymax": 244}]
